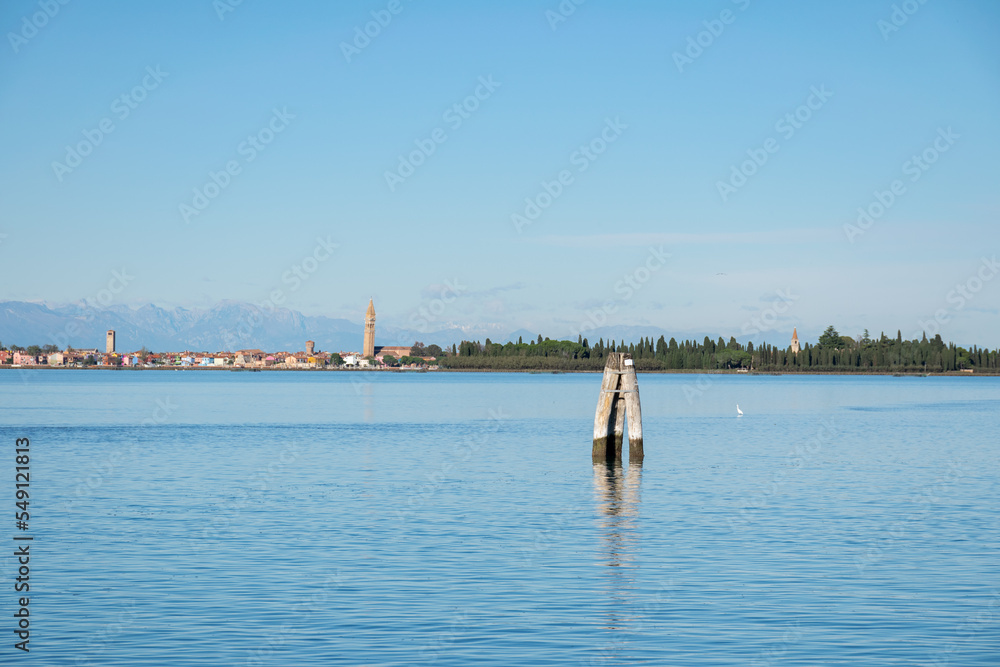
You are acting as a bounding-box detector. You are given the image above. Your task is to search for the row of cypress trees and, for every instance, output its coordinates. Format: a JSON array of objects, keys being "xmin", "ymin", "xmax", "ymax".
[{"xmin": 440, "ymin": 329, "xmax": 999, "ymax": 373}]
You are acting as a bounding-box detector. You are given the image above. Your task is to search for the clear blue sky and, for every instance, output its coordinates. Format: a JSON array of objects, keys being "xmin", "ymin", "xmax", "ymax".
[{"xmin": 1, "ymin": 0, "xmax": 998, "ymax": 345}]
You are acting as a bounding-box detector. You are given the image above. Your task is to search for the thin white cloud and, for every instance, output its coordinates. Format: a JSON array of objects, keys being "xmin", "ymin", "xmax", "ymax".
[{"xmin": 529, "ymin": 229, "xmax": 839, "ymax": 248}]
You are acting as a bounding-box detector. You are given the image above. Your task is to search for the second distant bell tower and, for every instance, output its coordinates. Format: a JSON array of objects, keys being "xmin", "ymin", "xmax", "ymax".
[
  {"xmin": 106, "ymin": 330, "xmax": 116, "ymax": 354},
  {"xmin": 363, "ymin": 299, "xmax": 376, "ymax": 357}
]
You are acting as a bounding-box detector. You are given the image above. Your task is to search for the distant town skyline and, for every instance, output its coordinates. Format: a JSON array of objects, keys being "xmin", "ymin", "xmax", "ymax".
[
  {"xmin": 3, "ymin": 298, "xmax": 990, "ymax": 361},
  {"xmin": 1, "ymin": 2, "xmax": 998, "ymax": 346}
]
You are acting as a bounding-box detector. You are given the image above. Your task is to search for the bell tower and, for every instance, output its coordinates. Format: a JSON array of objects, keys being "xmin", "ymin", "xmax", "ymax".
[
  {"xmin": 363, "ymin": 299, "xmax": 376, "ymax": 357},
  {"xmin": 791, "ymin": 327, "xmax": 800, "ymax": 354}
]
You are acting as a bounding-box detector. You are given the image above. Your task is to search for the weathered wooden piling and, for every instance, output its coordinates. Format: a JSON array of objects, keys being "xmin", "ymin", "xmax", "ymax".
[{"xmin": 592, "ymin": 353, "xmax": 643, "ymax": 464}]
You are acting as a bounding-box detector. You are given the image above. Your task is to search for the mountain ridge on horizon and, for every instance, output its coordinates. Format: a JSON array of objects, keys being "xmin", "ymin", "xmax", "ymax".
[{"xmin": 0, "ymin": 299, "xmax": 797, "ymax": 353}]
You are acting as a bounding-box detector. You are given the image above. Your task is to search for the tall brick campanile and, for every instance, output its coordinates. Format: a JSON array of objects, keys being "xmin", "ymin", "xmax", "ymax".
[{"xmin": 363, "ymin": 299, "xmax": 376, "ymax": 357}]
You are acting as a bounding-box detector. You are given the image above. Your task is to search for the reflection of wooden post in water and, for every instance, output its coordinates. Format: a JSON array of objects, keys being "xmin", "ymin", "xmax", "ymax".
[
  {"xmin": 592, "ymin": 461, "xmax": 643, "ymax": 626},
  {"xmin": 592, "ymin": 353, "xmax": 643, "ymax": 464}
]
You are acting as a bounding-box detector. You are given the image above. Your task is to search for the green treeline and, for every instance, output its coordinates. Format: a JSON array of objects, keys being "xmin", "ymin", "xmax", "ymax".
[{"xmin": 437, "ymin": 328, "xmax": 1000, "ymax": 373}]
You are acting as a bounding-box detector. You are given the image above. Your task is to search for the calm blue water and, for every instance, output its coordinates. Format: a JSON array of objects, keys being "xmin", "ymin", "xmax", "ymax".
[{"xmin": 1, "ymin": 370, "xmax": 998, "ymax": 665}]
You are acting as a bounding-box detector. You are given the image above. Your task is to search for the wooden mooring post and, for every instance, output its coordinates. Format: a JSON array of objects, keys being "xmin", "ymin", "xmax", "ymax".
[{"xmin": 592, "ymin": 353, "xmax": 643, "ymax": 464}]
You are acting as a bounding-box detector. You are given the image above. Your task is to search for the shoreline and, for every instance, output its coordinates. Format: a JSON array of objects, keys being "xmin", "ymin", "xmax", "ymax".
[{"xmin": 1, "ymin": 365, "xmax": 996, "ymax": 377}]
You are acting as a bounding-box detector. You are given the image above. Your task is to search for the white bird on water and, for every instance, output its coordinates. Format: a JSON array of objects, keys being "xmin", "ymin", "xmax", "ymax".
[{"xmin": 736, "ymin": 404, "xmax": 743, "ymax": 416}]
